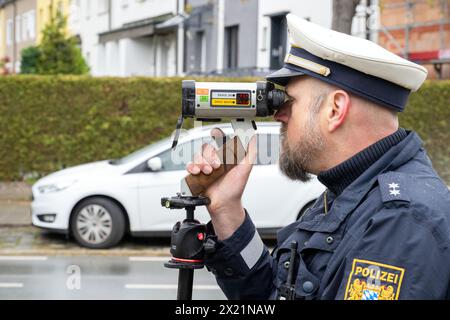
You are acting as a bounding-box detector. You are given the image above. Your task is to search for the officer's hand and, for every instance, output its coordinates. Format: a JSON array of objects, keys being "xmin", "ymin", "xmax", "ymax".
[{"xmin": 186, "ymin": 128, "xmax": 257, "ymax": 240}]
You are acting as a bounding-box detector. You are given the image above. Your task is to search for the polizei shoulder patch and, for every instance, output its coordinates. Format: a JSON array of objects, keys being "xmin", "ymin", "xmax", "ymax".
[{"xmin": 344, "ymin": 259, "xmax": 405, "ymax": 300}]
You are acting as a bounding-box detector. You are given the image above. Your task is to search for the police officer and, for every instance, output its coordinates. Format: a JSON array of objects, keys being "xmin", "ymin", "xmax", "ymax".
[{"xmin": 186, "ymin": 14, "xmax": 450, "ymax": 300}]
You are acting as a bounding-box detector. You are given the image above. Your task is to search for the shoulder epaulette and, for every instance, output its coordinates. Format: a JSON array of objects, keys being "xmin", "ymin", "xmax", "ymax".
[{"xmin": 378, "ymin": 172, "xmax": 411, "ymax": 204}]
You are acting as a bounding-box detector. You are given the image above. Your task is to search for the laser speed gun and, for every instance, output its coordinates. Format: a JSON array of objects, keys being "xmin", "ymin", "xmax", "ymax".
[{"xmin": 172, "ymin": 80, "xmax": 286, "ymax": 196}]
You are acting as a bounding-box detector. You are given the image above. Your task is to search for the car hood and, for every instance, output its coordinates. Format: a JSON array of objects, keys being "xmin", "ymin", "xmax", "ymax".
[{"xmin": 36, "ymin": 160, "xmax": 117, "ymax": 185}]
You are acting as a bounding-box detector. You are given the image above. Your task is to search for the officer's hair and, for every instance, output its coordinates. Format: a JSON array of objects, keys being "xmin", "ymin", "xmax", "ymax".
[
  {"xmin": 309, "ymin": 89, "xmax": 328, "ymax": 120},
  {"xmin": 311, "ymin": 80, "xmax": 398, "ymax": 122},
  {"xmin": 348, "ymin": 92, "xmax": 399, "ymax": 123}
]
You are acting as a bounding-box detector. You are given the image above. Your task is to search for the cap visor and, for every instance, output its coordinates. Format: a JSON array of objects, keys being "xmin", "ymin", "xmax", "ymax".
[{"xmin": 266, "ymin": 67, "xmax": 305, "ymax": 86}]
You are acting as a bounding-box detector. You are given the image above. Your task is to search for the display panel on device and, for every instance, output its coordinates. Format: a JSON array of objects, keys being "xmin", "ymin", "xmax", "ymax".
[{"xmin": 211, "ymin": 90, "xmax": 251, "ymax": 107}]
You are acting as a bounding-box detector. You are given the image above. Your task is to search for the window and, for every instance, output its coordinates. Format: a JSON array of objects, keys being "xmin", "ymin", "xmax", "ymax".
[
  {"xmin": 152, "ymin": 134, "xmax": 280, "ymax": 170},
  {"xmin": 261, "ymin": 26, "xmax": 268, "ymax": 51},
  {"xmin": 194, "ymin": 31, "xmax": 205, "ymax": 73},
  {"xmin": 112, "ymin": 137, "xmax": 171, "ymax": 166},
  {"xmin": 69, "ymin": 0, "xmax": 80, "ymax": 25},
  {"xmin": 15, "ymin": 16, "xmax": 21, "ymax": 43},
  {"xmin": 98, "ymin": 0, "xmax": 109, "ymax": 14},
  {"xmin": 22, "ymin": 13, "xmax": 30, "ymax": 41},
  {"xmin": 75, "ymin": 0, "xmax": 81, "ymax": 14},
  {"xmin": 225, "ymin": 25, "xmax": 239, "ymax": 70},
  {"xmin": 21, "ymin": 11, "xmax": 34, "ymax": 42},
  {"xmin": 6, "ymin": 19, "xmax": 13, "ymax": 46},
  {"xmin": 270, "ymin": 15, "xmax": 287, "ymax": 70},
  {"xmin": 85, "ymin": 51, "xmax": 90, "ymax": 66},
  {"xmin": 21, "ymin": 14, "xmax": 28, "ymax": 41},
  {"xmin": 28, "ymin": 11, "xmax": 36, "ymax": 39},
  {"xmin": 154, "ymin": 137, "xmax": 212, "ymax": 172},
  {"xmin": 86, "ymin": 0, "xmax": 91, "ymax": 19},
  {"xmin": 156, "ymin": 147, "xmax": 188, "ymax": 172}
]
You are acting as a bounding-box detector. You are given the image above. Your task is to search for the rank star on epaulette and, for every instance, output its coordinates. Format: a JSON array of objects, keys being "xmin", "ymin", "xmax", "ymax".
[
  {"xmin": 388, "ymin": 182, "xmax": 400, "ymax": 196},
  {"xmin": 378, "ymin": 172, "xmax": 410, "ymax": 203},
  {"xmin": 388, "ymin": 183, "xmax": 399, "ymax": 189}
]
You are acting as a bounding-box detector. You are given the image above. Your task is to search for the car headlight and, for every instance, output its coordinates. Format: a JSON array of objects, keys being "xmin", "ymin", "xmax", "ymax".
[{"xmin": 38, "ymin": 180, "xmax": 78, "ymax": 194}]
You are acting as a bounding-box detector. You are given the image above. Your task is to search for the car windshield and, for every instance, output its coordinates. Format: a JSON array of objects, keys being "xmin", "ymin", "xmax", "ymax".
[{"xmin": 109, "ymin": 137, "xmax": 171, "ymax": 165}]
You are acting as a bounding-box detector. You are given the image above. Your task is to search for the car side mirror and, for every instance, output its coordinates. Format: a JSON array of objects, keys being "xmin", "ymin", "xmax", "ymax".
[{"xmin": 147, "ymin": 157, "xmax": 162, "ymax": 172}]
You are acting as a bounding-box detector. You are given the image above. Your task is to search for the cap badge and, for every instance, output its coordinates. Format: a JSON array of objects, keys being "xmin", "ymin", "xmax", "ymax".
[{"xmin": 284, "ymin": 53, "xmax": 331, "ymax": 77}]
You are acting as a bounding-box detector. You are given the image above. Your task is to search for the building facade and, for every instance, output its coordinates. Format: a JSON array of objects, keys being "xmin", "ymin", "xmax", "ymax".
[
  {"xmin": 183, "ymin": 0, "xmax": 333, "ymax": 76},
  {"xmin": 36, "ymin": 0, "xmax": 72, "ymax": 43},
  {"xmin": 70, "ymin": 0, "xmax": 183, "ymax": 76},
  {"xmin": 378, "ymin": 0, "xmax": 449, "ymax": 79},
  {"xmin": 0, "ymin": 0, "xmax": 72, "ymax": 74},
  {"xmin": 68, "ymin": 0, "xmax": 110, "ymax": 75},
  {"xmin": 1, "ymin": 0, "xmax": 37, "ymax": 73},
  {"xmin": 2, "ymin": 0, "xmax": 445, "ymax": 79},
  {"xmin": 183, "ymin": 0, "xmax": 220, "ymax": 75},
  {"xmin": 101, "ymin": 0, "xmax": 182, "ymax": 77},
  {"xmin": 63, "ymin": 0, "xmax": 333, "ymax": 77},
  {"xmin": 0, "ymin": 3, "xmax": 5, "ymax": 59},
  {"xmin": 256, "ymin": 0, "xmax": 332, "ymax": 73}
]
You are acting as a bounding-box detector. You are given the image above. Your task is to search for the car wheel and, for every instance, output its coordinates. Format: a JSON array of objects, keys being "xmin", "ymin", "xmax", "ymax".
[
  {"xmin": 297, "ymin": 200, "xmax": 316, "ymax": 221},
  {"xmin": 70, "ymin": 197, "xmax": 126, "ymax": 249}
]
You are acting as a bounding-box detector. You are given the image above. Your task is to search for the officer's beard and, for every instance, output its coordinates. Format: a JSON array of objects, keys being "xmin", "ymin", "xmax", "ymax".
[{"xmin": 279, "ymin": 98, "xmax": 326, "ymax": 182}]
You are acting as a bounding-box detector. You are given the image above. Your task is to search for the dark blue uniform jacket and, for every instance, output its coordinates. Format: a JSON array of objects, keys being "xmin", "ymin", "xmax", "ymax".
[{"xmin": 204, "ymin": 131, "xmax": 450, "ymax": 300}]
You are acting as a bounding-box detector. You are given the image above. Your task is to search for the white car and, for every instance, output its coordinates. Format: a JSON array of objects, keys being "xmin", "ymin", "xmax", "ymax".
[{"xmin": 31, "ymin": 122, "xmax": 325, "ymax": 248}]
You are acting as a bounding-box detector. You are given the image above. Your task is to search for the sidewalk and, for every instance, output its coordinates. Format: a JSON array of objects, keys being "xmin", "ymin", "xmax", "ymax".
[
  {"xmin": 0, "ymin": 226, "xmax": 171, "ymax": 256},
  {"xmin": 0, "ymin": 182, "xmax": 32, "ymax": 226},
  {"xmin": 0, "ymin": 182, "xmax": 274, "ymax": 256},
  {"xmin": 0, "ymin": 200, "xmax": 31, "ymax": 226},
  {"xmin": 0, "ymin": 182, "xmax": 173, "ymax": 256},
  {"xmin": 0, "ymin": 182, "xmax": 32, "ymax": 201}
]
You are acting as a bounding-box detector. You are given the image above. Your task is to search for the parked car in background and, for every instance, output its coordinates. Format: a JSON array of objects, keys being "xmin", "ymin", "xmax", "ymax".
[{"xmin": 31, "ymin": 122, "xmax": 325, "ymax": 249}]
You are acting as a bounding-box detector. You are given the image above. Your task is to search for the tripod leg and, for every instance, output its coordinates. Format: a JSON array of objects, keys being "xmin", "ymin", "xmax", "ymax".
[{"xmin": 177, "ymin": 269, "xmax": 194, "ymax": 300}]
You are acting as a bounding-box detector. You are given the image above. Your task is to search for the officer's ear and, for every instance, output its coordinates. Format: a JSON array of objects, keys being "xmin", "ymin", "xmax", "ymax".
[{"xmin": 326, "ymin": 89, "xmax": 351, "ymax": 133}]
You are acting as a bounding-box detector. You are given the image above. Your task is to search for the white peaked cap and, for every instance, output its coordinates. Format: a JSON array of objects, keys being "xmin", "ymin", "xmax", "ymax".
[
  {"xmin": 267, "ymin": 14, "xmax": 429, "ymax": 111},
  {"xmin": 286, "ymin": 14, "xmax": 427, "ymax": 91}
]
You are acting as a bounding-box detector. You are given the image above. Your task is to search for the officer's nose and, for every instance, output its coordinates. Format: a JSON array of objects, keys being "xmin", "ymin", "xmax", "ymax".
[{"xmin": 274, "ymin": 101, "xmax": 292, "ymax": 124}]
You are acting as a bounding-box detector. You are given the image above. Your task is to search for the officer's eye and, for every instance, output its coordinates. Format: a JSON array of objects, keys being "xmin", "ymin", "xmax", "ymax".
[
  {"xmin": 283, "ymin": 88, "xmax": 295, "ymax": 105},
  {"xmin": 284, "ymin": 95, "xmax": 295, "ymax": 105}
]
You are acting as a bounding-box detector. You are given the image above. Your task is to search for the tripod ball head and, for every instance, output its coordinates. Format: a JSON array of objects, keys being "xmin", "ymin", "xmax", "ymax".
[{"xmin": 170, "ymin": 219, "xmax": 206, "ymax": 263}]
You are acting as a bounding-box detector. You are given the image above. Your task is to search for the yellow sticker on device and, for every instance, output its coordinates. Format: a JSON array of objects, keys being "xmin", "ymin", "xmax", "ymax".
[{"xmin": 211, "ymin": 99, "xmax": 236, "ymax": 106}]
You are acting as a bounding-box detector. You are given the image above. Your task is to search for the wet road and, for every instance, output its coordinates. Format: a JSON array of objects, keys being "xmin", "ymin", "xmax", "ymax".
[{"xmin": 0, "ymin": 256, "xmax": 226, "ymax": 300}]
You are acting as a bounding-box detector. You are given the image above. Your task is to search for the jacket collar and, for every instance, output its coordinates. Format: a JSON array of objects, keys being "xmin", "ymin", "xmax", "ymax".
[
  {"xmin": 317, "ymin": 128, "xmax": 408, "ymax": 196},
  {"xmin": 297, "ymin": 131, "xmax": 423, "ymax": 233}
]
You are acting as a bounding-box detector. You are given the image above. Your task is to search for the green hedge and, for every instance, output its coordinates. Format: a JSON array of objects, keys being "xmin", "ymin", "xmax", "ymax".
[
  {"xmin": 0, "ymin": 76, "xmax": 449, "ymax": 184},
  {"xmin": 399, "ymin": 80, "xmax": 450, "ymax": 184},
  {"xmin": 0, "ymin": 76, "xmax": 252, "ymax": 181}
]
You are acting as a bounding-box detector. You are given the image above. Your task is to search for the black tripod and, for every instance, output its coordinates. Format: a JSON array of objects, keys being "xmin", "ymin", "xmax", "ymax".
[{"xmin": 161, "ymin": 194, "xmax": 210, "ymax": 300}]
